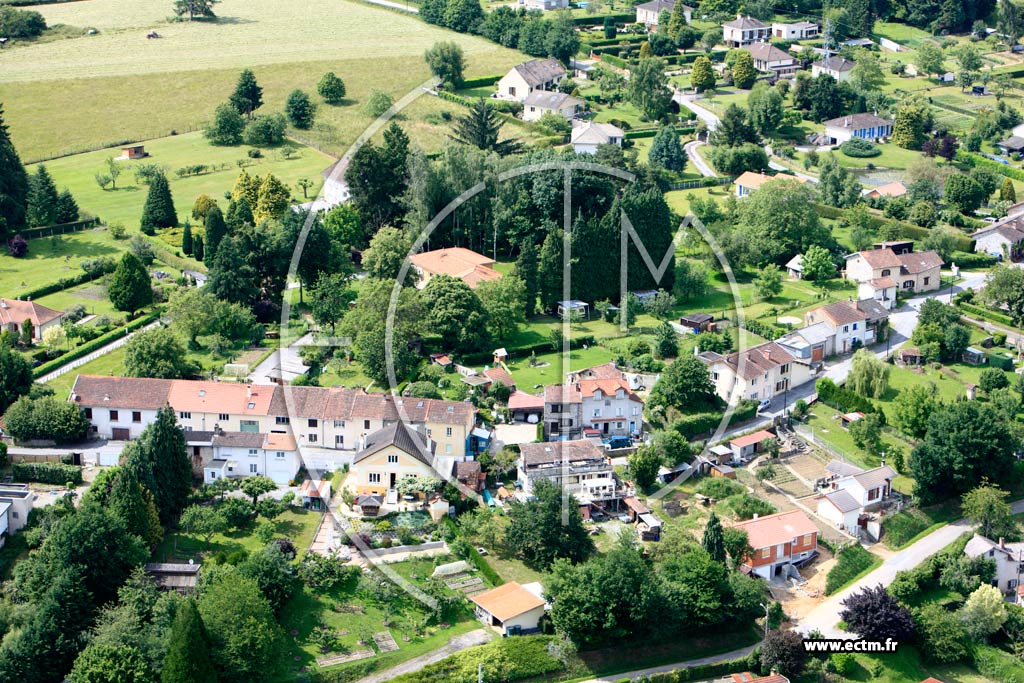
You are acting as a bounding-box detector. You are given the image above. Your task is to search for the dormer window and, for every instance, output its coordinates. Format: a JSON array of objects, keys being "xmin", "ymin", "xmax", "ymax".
[{"xmin": 881, "ymin": 269, "xmax": 891, "ymax": 276}]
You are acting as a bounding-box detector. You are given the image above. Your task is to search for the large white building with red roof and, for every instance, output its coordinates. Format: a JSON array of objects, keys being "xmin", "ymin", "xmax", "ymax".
[{"xmin": 542, "ymin": 377, "xmax": 643, "ymax": 440}]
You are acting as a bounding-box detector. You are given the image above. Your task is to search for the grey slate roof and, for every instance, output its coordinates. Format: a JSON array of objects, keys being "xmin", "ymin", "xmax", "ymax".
[
  {"xmin": 522, "ymin": 90, "xmax": 583, "ymax": 110},
  {"xmin": 511, "ymin": 58, "xmax": 567, "ymax": 87},
  {"xmin": 822, "ymin": 489, "xmax": 860, "ymax": 513},
  {"xmin": 354, "ymin": 421, "xmax": 435, "ymax": 466},
  {"xmin": 851, "ymin": 465, "xmax": 896, "ymax": 490},
  {"xmin": 825, "ymin": 460, "xmax": 864, "ymax": 477}
]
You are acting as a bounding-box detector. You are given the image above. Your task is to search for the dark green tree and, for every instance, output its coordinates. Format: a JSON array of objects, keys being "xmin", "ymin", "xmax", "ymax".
[
  {"xmin": 344, "ymin": 122, "xmax": 410, "ymax": 229},
  {"xmin": 545, "ymin": 11, "xmax": 580, "ymax": 64},
  {"xmin": 452, "ymin": 98, "xmax": 521, "ymax": 156},
  {"xmin": 174, "ymin": 0, "xmax": 219, "ymax": 21},
  {"xmin": 713, "ymin": 103, "xmax": 757, "ymax": 147},
  {"xmin": 419, "ymin": 0, "xmax": 446, "ymax": 24},
  {"xmin": 654, "ymin": 320, "xmax": 679, "ymax": 359},
  {"xmin": 161, "ymin": 599, "xmax": 217, "ymax": 683},
  {"xmin": 649, "ymin": 354, "xmax": 716, "ymax": 412},
  {"xmin": 207, "ymin": 235, "xmax": 259, "ymax": 305},
  {"xmin": 109, "ymin": 252, "xmax": 153, "ymax": 317},
  {"xmin": 317, "ymin": 72, "xmax": 346, "ymax": 104},
  {"xmin": 203, "ymin": 204, "xmax": 227, "ymax": 263},
  {"xmin": 140, "ymin": 173, "xmax": 177, "ymax": 234},
  {"xmin": 422, "ymin": 274, "xmax": 490, "ymax": 353},
  {"xmin": 514, "ymin": 240, "xmax": 539, "ymax": 316},
  {"xmin": 537, "ymin": 230, "xmax": 563, "ymax": 315},
  {"xmin": 648, "ymin": 126, "xmax": 687, "ymax": 172},
  {"xmin": 443, "ymin": 0, "xmax": 484, "ymax": 31},
  {"xmin": 627, "ymin": 58, "xmax": 672, "ymax": 120},
  {"xmin": 628, "ymin": 445, "xmax": 662, "ymax": 491},
  {"xmin": 26, "ymin": 164, "xmax": 59, "ymax": 227},
  {"xmin": 505, "ymin": 479, "xmax": 595, "ymax": 569},
  {"xmin": 731, "ymin": 50, "xmax": 757, "ymax": 89},
  {"xmin": 702, "ymin": 511, "xmax": 726, "ymax": 563},
  {"xmin": 71, "ymin": 643, "xmax": 153, "ymax": 683},
  {"xmin": 124, "ymin": 328, "xmax": 197, "ymax": 380},
  {"xmin": 181, "ymin": 223, "xmax": 193, "ymax": 255},
  {"xmin": 229, "ymin": 69, "xmax": 263, "ymax": 119},
  {"xmin": 106, "ymin": 467, "xmax": 162, "ymax": 549},
  {"xmin": 0, "ymin": 343, "xmax": 32, "ymax": 414},
  {"xmin": 0, "ymin": 102, "xmax": 29, "ymax": 235},
  {"xmin": 911, "ymin": 402, "xmax": 1017, "ymax": 504},
  {"xmin": 239, "ymin": 544, "xmax": 297, "ymax": 614},
  {"xmin": 224, "ymin": 196, "xmax": 253, "ymax": 232},
  {"xmin": 55, "ymin": 188, "xmax": 79, "ymax": 224},
  {"xmin": 284, "ymin": 90, "xmax": 316, "ymax": 129},
  {"xmin": 308, "ymin": 272, "xmax": 354, "ymax": 334},
  {"xmin": 205, "ymin": 103, "xmax": 245, "ymax": 145},
  {"xmin": 760, "ymin": 629, "xmax": 808, "ymax": 677}
]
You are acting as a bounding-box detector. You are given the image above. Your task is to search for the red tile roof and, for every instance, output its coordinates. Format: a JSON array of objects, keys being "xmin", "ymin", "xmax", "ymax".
[
  {"xmin": 71, "ymin": 375, "xmax": 173, "ymax": 411},
  {"xmin": 471, "ymin": 582, "xmax": 545, "ymax": 621},
  {"xmin": 730, "ymin": 429, "xmax": 776, "ymax": 449},
  {"xmin": 734, "ymin": 510, "xmax": 818, "ymax": 550},
  {"xmin": 0, "ymin": 298, "xmax": 62, "ymax": 328}
]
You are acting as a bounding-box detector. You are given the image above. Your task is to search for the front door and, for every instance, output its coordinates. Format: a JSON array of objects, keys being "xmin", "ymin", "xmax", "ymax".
[
  {"xmin": 602, "ymin": 422, "xmax": 609, "ymax": 435},
  {"xmin": 389, "ymin": 473, "xmax": 397, "ymax": 489}
]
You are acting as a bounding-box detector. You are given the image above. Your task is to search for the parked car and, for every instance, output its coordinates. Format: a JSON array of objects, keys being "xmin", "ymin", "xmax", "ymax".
[
  {"xmin": 603, "ymin": 435, "xmax": 632, "ymax": 450},
  {"xmin": 758, "ymin": 398, "xmax": 772, "ymax": 412}
]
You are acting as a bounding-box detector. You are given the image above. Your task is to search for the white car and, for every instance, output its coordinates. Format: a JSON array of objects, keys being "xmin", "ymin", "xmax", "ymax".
[{"xmin": 758, "ymin": 399, "xmax": 772, "ymax": 412}]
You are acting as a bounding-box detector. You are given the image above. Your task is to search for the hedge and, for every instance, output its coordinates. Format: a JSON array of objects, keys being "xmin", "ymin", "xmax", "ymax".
[
  {"xmin": 18, "ymin": 217, "xmax": 100, "ymax": 239},
  {"xmin": 455, "ymin": 334, "xmax": 597, "ymax": 367},
  {"xmin": 459, "ymin": 75, "xmax": 501, "ymax": 88},
  {"xmin": 385, "ymin": 636, "xmax": 562, "ymax": 683},
  {"xmin": 949, "ymin": 250, "xmax": 996, "ymax": 269},
  {"xmin": 572, "ymin": 12, "xmax": 633, "ymax": 25},
  {"xmin": 958, "ymin": 301, "xmax": 1017, "ymax": 328},
  {"xmin": 825, "ymin": 544, "xmax": 877, "ymax": 595},
  {"xmin": 600, "ymin": 53, "xmax": 628, "ymax": 69},
  {"xmin": 987, "ymin": 352, "xmax": 1015, "ymax": 370},
  {"xmin": 146, "ymin": 238, "xmax": 206, "ymax": 275},
  {"xmin": 13, "ymin": 462, "xmax": 82, "ymax": 486},
  {"xmin": 740, "ymin": 319, "xmax": 787, "ymax": 341},
  {"xmin": 639, "ymin": 656, "xmax": 752, "ymax": 683},
  {"xmin": 32, "ymin": 309, "xmax": 162, "ymax": 379},
  {"xmin": 957, "ymin": 150, "xmax": 1024, "ymax": 183},
  {"xmin": 441, "ymin": 517, "xmax": 503, "ymax": 585},
  {"xmin": 812, "ymin": 203, "xmax": 975, "ymax": 253},
  {"xmin": 816, "ymin": 378, "xmax": 881, "ymax": 417},
  {"xmin": 671, "ymin": 399, "xmax": 758, "ymax": 439},
  {"xmin": 17, "ymin": 260, "xmax": 117, "ymax": 302}
]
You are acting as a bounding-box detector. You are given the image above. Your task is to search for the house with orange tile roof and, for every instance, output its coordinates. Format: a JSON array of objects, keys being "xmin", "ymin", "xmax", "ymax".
[
  {"xmin": 803, "ymin": 299, "xmax": 890, "ymax": 355},
  {"xmin": 0, "ymin": 298, "xmax": 63, "ymax": 343},
  {"xmin": 409, "ymin": 247, "xmax": 502, "ymax": 289},
  {"xmin": 730, "ymin": 672, "xmax": 790, "ymax": 683},
  {"xmin": 699, "ymin": 341, "xmax": 812, "ymax": 405},
  {"xmin": 734, "ymin": 509, "xmax": 819, "ymax": 579},
  {"xmin": 734, "ymin": 171, "xmax": 808, "ymax": 197},
  {"xmin": 70, "ymin": 376, "xmax": 477, "ymax": 467},
  {"xmin": 470, "ymin": 581, "xmax": 547, "ymax": 636},
  {"xmin": 542, "ymin": 378, "xmax": 643, "ymax": 440},
  {"xmin": 844, "ymin": 246, "xmax": 943, "ymax": 302}
]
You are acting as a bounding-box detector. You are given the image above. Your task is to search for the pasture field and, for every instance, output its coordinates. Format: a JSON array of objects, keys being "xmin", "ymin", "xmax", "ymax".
[
  {"xmin": 34, "ymin": 132, "xmax": 332, "ymax": 230},
  {"xmin": 0, "ymin": 0, "xmax": 525, "ymax": 161}
]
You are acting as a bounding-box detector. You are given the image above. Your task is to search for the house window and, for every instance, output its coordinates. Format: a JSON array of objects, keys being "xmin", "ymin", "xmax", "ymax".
[
  {"xmin": 852, "ymin": 323, "xmax": 858, "ymax": 330},
  {"xmin": 132, "ymin": 411, "xmax": 142, "ymax": 423},
  {"xmin": 209, "ymin": 472, "xmax": 217, "ymax": 480},
  {"xmin": 276, "ymin": 416, "xmax": 290, "ymax": 425},
  {"xmin": 593, "ymin": 409, "xmax": 601, "ymax": 417},
  {"xmin": 712, "ymin": 372, "xmax": 720, "ymax": 381},
  {"xmin": 843, "ymin": 325, "xmax": 849, "ymax": 333},
  {"xmin": 275, "ymin": 451, "xmax": 285, "ymax": 459},
  {"xmin": 751, "ymin": 379, "xmax": 757, "ymax": 386},
  {"xmin": 508, "ymin": 86, "xmax": 516, "ymax": 97},
  {"xmin": 11, "ymin": 511, "xmax": 17, "ymax": 519},
  {"xmin": 446, "ymin": 444, "xmax": 452, "ymax": 454},
  {"xmin": 364, "ymin": 420, "xmax": 371, "ymax": 430},
  {"xmin": 248, "ymin": 449, "xmax": 258, "ymax": 456},
  {"xmin": 335, "ymin": 435, "xmax": 344, "ymax": 446},
  {"xmin": 617, "ymin": 422, "xmax": 623, "ymax": 429},
  {"xmin": 868, "ymin": 488, "xmax": 879, "ymax": 501},
  {"xmin": 802, "ymin": 533, "xmax": 814, "ymax": 545},
  {"xmin": 923, "ymin": 276, "xmax": 930, "ymax": 285},
  {"xmin": 604, "ymin": 399, "xmax": 611, "ymax": 406},
  {"xmin": 369, "ymin": 473, "xmax": 381, "ymax": 484},
  {"xmin": 308, "ymin": 418, "xmax": 318, "ymax": 428},
  {"xmin": 446, "ymin": 427, "xmax": 453, "ymax": 437},
  {"xmin": 334, "ymin": 420, "xmax": 345, "ymax": 428},
  {"xmin": 881, "ymin": 269, "xmax": 891, "ymax": 276},
  {"xmin": 903, "ymin": 281, "xmax": 913, "ymax": 289},
  {"xmin": 84, "ymin": 408, "xmax": 93, "ymax": 419},
  {"xmin": 247, "ymin": 402, "xmax": 255, "ymax": 409},
  {"xmin": 761, "ymin": 548, "xmax": 771, "ymax": 559},
  {"xmin": 388, "ymin": 454, "xmax": 399, "ymax": 464},
  {"xmin": 240, "ymin": 420, "xmax": 259, "ymax": 432},
  {"xmin": 249, "ymin": 464, "xmax": 258, "ymax": 474},
  {"xmin": 779, "ymin": 364, "xmax": 789, "ymax": 374},
  {"xmin": 179, "ymin": 411, "xmax": 191, "ymax": 420},
  {"xmin": 110, "ymin": 410, "xmax": 119, "ymax": 421},
  {"xmin": 308, "ymin": 434, "xmax": 318, "ymax": 443},
  {"xmin": 219, "ymin": 413, "xmax": 229, "ymax": 421}
]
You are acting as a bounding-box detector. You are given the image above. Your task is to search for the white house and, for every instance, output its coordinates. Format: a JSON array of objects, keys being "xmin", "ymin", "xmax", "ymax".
[
  {"xmin": 744, "ymin": 42, "xmax": 799, "ymax": 75},
  {"xmin": 816, "ymin": 463, "xmax": 897, "ymax": 535},
  {"xmin": 804, "ymin": 299, "xmax": 889, "ymax": 355},
  {"xmin": 523, "ymin": 0, "xmax": 568, "ymax": 9},
  {"xmin": 822, "ymin": 112, "xmax": 894, "ymax": 145},
  {"xmin": 965, "ymin": 535, "xmax": 1024, "ymax": 594},
  {"xmin": 771, "ymin": 21, "xmax": 819, "ymax": 40},
  {"xmin": 722, "ymin": 14, "xmax": 769, "ymax": 47},
  {"xmin": 518, "ymin": 439, "xmax": 619, "ymax": 507},
  {"xmin": 542, "ymin": 377, "xmax": 643, "ymax": 439},
  {"xmin": 734, "ymin": 171, "xmax": 807, "ymax": 197},
  {"xmin": 203, "ymin": 431, "xmax": 300, "ymax": 485},
  {"xmin": 972, "ymin": 220, "xmax": 1024, "ymax": 261},
  {"xmin": 497, "ymin": 58, "xmax": 567, "ymax": 102},
  {"xmin": 635, "ymin": 0, "xmax": 691, "ymax": 27},
  {"xmin": 844, "ymin": 246, "xmax": 943, "ymax": 298},
  {"xmin": 470, "ymin": 582, "xmax": 547, "ymax": 636},
  {"xmin": 812, "ymin": 56, "xmax": 856, "ymax": 82},
  {"xmin": 71, "ymin": 375, "xmax": 174, "ymax": 441},
  {"xmin": 0, "ymin": 298, "xmax": 63, "ymax": 343},
  {"xmin": 571, "ymin": 121, "xmax": 624, "ymax": 154},
  {"xmin": 699, "ymin": 341, "xmax": 812, "ymax": 404},
  {"xmin": 522, "ymin": 90, "xmax": 584, "ymax": 122},
  {"xmin": 0, "ymin": 484, "xmax": 36, "ymax": 541}
]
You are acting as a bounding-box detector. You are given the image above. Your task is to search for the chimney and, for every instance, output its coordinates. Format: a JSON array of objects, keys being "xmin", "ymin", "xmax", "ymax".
[
  {"xmin": 844, "ymin": 117, "xmax": 851, "ymax": 128},
  {"xmin": 1000, "ymin": 537, "xmax": 1006, "ymax": 549},
  {"xmin": 753, "ymin": 513, "xmax": 759, "ymax": 520}
]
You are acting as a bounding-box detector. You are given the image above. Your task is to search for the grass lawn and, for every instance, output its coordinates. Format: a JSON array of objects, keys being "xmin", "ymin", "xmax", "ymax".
[
  {"xmin": 2, "ymin": 0, "xmax": 525, "ymax": 161},
  {"xmin": 317, "ymin": 358, "xmax": 376, "ymax": 391},
  {"xmin": 35, "ymin": 132, "xmax": 332, "ymax": 230},
  {"xmin": 875, "ymin": 361, "xmax": 1020, "ymax": 426},
  {"xmin": 0, "ymin": 228, "xmax": 123, "ymax": 298},
  {"xmin": 35, "ymin": 281, "xmax": 120, "ymax": 319},
  {"xmin": 800, "ymin": 144, "xmax": 928, "ymax": 172},
  {"xmin": 45, "ymin": 346, "xmax": 128, "ymax": 397},
  {"xmin": 502, "ymin": 346, "xmax": 620, "ymax": 390},
  {"xmin": 154, "ymin": 507, "xmax": 324, "ymax": 562}
]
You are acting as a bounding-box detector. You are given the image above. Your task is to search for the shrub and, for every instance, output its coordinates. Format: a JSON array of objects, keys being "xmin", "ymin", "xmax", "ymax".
[
  {"xmin": 815, "ymin": 378, "xmax": 881, "ymax": 417},
  {"xmin": 243, "ymin": 114, "xmax": 287, "ymax": 146},
  {"xmin": 0, "ymin": 6, "xmax": 46, "ymax": 39},
  {"xmin": 4, "ymin": 395, "xmax": 91, "ymax": 444},
  {"xmin": 825, "ymin": 545, "xmax": 877, "ymax": 595},
  {"xmin": 725, "ymin": 493, "xmax": 776, "ymax": 520},
  {"xmin": 696, "ymin": 477, "xmax": 744, "ymax": 499},
  {"xmin": 384, "ymin": 636, "xmax": 563, "ymax": 683},
  {"xmin": 840, "ymin": 138, "xmax": 881, "ymax": 158},
  {"xmin": 12, "ymin": 462, "xmax": 82, "ymax": 486}
]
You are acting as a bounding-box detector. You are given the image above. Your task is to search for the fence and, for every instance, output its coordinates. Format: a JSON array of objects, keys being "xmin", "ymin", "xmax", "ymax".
[
  {"xmin": 667, "ymin": 177, "xmax": 730, "ymax": 191},
  {"xmin": 18, "ymin": 217, "xmax": 101, "ymax": 239}
]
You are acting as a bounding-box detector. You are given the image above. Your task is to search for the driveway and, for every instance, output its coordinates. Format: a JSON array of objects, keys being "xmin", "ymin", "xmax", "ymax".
[
  {"xmin": 248, "ymin": 333, "xmax": 314, "ymax": 385},
  {"xmin": 797, "ymin": 498, "xmax": 1024, "ymax": 638},
  {"xmin": 684, "ymin": 139, "xmax": 716, "ymax": 177},
  {"xmin": 348, "ymin": 628, "xmax": 492, "ymax": 683},
  {"xmin": 675, "ymin": 93, "xmax": 720, "ymax": 130}
]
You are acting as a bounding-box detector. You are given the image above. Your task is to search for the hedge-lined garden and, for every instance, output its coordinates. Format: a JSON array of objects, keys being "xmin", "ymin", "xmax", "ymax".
[{"xmin": 12, "ymin": 462, "xmax": 82, "ymax": 486}]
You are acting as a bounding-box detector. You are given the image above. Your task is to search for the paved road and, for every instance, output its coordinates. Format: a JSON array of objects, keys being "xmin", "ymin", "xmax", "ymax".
[
  {"xmin": 684, "ymin": 139, "xmax": 716, "ymax": 177},
  {"xmin": 37, "ymin": 321, "xmax": 161, "ymax": 385},
  {"xmin": 675, "ymin": 93, "xmax": 720, "ymax": 130},
  {"xmin": 348, "ymin": 628, "xmax": 492, "ymax": 683},
  {"xmin": 579, "ymin": 645, "xmax": 758, "ymax": 683},
  {"xmin": 360, "ymin": 0, "xmax": 418, "ymax": 11},
  {"xmin": 799, "ymin": 498, "xmax": 1024, "ymax": 638}
]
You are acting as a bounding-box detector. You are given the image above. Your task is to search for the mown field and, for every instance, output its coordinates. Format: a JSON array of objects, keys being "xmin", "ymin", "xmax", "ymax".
[{"xmin": 0, "ymin": 0, "xmax": 525, "ymax": 161}]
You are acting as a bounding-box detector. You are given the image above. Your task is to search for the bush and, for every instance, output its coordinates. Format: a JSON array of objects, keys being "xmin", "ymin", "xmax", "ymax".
[
  {"xmin": 4, "ymin": 395, "xmax": 91, "ymax": 444},
  {"xmin": 959, "ymin": 301, "xmax": 1015, "ymax": 327},
  {"xmin": 825, "ymin": 545, "xmax": 877, "ymax": 595},
  {"xmin": 696, "ymin": 477, "xmax": 744, "ymax": 499},
  {"xmin": 840, "ymin": 138, "xmax": 881, "ymax": 158},
  {"xmin": 725, "ymin": 493, "xmax": 776, "ymax": 520},
  {"xmin": 0, "ymin": 6, "xmax": 46, "ymax": 39},
  {"xmin": 12, "ymin": 462, "xmax": 82, "ymax": 486},
  {"xmin": 243, "ymin": 114, "xmax": 287, "ymax": 146},
  {"xmin": 815, "ymin": 378, "xmax": 881, "ymax": 417},
  {"xmin": 670, "ymin": 400, "xmax": 758, "ymax": 439}
]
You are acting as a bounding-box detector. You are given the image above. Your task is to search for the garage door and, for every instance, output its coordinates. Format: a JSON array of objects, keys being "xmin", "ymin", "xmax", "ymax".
[
  {"xmin": 812, "ymin": 346, "xmax": 824, "ymax": 362},
  {"xmin": 112, "ymin": 428, "xmax": 130, "ymax": 441}
]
